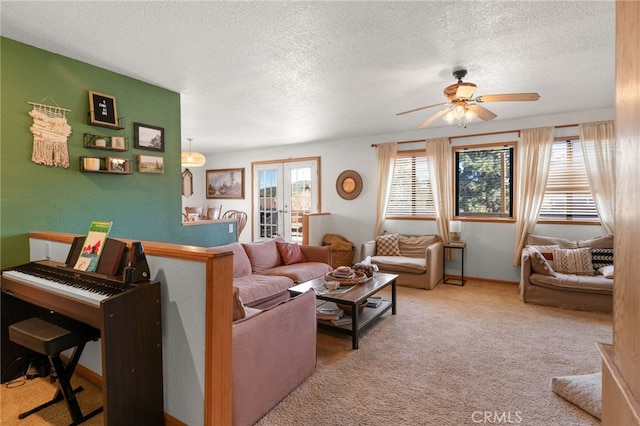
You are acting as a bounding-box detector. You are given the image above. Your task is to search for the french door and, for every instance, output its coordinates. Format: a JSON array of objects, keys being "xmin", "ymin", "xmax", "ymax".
[{"xmin": 253, "ymin": 158, "xmax": 319, "ymax": 242}]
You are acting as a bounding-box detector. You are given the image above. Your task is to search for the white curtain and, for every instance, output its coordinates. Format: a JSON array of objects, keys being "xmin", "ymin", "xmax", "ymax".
[
  {"xmin": 579, "ymin": 121, "xmax": 615, "ymax": 235},
  {"xmin": 375, "ymin": 142, "xmax": 397, "ymax": 236},
  {"xmin": 425, "ymin": 137, "xmax": 452, "ymax": 243},
  {"xmin": 512, "ymin": 127, "xmax": 555, "ymax": 266}
]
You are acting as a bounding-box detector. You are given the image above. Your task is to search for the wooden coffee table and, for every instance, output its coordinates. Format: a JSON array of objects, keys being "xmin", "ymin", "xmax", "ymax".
[{"xmin": 289, "ymin": 272, "xmax": 397, "ymax": 349}]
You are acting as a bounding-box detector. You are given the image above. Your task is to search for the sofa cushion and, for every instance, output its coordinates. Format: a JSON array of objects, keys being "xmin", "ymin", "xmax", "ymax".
[
  {"xmin": 397, "ymin": 234, "xmax": 439, "ymax": 258},
  {"xmin": 276, "ymin": 241, "xmax": 308, "ymax": 265},
  {"xmin": 578, "ymin": 234, "xmax": 613, "ymax": 249},
  {"xmin": 528, "ymin": 247, "xmax": 556, "ymax": 277},
  {"xmin": 219, "ymin": 242, "xmax": 253, "ymax": 278},
  {"xmin": 233, "ymin": 274, "xmax": 293, "ymax": 306},
  {"xmin": 526, "ymin": 234, "xmax": 578, "ymax": 249},
  {"xmin": 371, "ymin": 255, "xmax": 426, "ymax": 274},
  {"xmin": 233, "ymin": 287, "xmax": 246, "ymax": 321},
  {"xmin": 262, "ymin": 262, "xmax": 333, "ymax": 284},
  {"xmin": 553, "ymin": 248, "xmax": 595, "ymax": 276},
  {"xmin": 376, "ymin": 233, "xmax": 400, "ymax": 256},
  {"xmin": 591, "ymin": 248, "xmax": 614, "ymax": 269},
  {"xmin": 242, "ymin": 239, "xmax": 283, "ymax": 274},
  {"xmin": 530, "ymin": 272, "xmax": 613, "ymax": 294}
]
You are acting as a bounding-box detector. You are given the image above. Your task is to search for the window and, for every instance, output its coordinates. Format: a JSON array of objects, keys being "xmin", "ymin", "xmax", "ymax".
[
  {"xmin": 539, "ymin": 139, "xmax": 598, "ymax": 220},
  {"xmin": 454, "ymin": 143, "xmax": 515, "ymax": 218},
  {"xmin": 386, "ymin": 150, "xmax": 435, "ymax": 217}
]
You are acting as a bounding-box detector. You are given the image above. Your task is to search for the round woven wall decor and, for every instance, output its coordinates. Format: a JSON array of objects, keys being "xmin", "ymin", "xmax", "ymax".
[{"xmin": 336, "ymin": 170, "xmax": 363, "ymax": 200}]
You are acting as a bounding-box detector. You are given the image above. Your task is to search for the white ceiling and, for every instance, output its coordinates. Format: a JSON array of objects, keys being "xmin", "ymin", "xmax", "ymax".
[{"xmin": 1, "ymin": 1, "xmax": 615, "ymax": 154}]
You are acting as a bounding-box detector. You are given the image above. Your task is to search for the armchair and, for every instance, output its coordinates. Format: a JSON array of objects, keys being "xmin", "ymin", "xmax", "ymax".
[{"xmin": 361, "ymin": 233, "xmax": 443, "ymax": 289}]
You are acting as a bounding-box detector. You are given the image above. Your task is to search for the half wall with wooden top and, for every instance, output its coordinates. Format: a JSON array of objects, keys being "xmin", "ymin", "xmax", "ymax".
[{"xmin": 26, "ymin": 231, "xmax": 233, "ymax": 426}]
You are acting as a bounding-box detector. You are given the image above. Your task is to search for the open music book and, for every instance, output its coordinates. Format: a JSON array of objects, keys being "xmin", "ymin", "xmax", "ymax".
[{"xmin": 73, "ymin": 221, "xmax": 112, "ymax": 272}]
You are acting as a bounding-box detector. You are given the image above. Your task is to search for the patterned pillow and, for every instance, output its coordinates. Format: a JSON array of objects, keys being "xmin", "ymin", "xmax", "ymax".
[
  {"xmin": 376, "ymin": 233, "xmax": 401, "ymax": 256},
  {"xmin": 528, "ymin": 247, "xmax": 556, "ymax": 277},
  {"xmin": 553, "ymin": 248, "xmax": 595, "ymax": 275},
  {"xmin": 591, "ymin": 248, "xmax": 614, "ymax": 270}
]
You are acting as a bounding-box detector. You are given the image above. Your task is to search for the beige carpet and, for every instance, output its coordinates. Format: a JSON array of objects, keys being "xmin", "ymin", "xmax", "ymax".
[
  {"xmin": 257, "ymin": 281, "xmax": 611, "ymax": 426},
  {"xmin": 1, "ymin": 280, "xmax": 611, "ymax": 426},
  {"xmin": 0, "ymin": 373, "xmax": 102, "ymax": 425}
]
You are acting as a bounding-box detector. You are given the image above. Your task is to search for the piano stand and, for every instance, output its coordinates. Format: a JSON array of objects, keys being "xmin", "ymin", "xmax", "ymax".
[{"xmin": 9, "ymin": 315, "xmax": 103, "ymax": 425}]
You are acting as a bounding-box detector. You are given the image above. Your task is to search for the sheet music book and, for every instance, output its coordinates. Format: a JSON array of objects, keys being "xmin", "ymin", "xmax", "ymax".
[{"xmin": 73, "ymin": 221, "xmax": 112, "ymax": 272}]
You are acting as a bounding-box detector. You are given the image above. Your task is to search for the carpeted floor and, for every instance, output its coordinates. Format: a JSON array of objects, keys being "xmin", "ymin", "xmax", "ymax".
[
  {"xmin": 0, "ymin": 373, "xmax": 102, "ymax": 425},
  {"xmin": 0, "ymin": 280, "xmax": 611, "ymax": 425},
  {"xmin": 256, "ymin": 280, "xmax": 611, "ymax": 426}
]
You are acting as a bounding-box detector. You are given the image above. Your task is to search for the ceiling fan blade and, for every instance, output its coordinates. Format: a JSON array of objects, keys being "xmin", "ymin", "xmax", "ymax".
[
  {"xmin": 396, "ymin": 102, "xmax": 447, "ymax": 116},
  {"xmin": 418, "ymin": 106, "xmax": 451, "ymax": 129},
  {"xmin": 475, "ymin": 93, "xmax": 540, "ymax": 103},
  {"xmin": 468, "ymin": 104, "xmax": 497, "ymax": 121}
]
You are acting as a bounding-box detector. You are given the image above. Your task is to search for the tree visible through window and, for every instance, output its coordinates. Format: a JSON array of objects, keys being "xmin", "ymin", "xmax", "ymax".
[
  {"xmin": 387, "ymin": 151, "xmax": 435, "ymax": 217},
  {"xmin": 454, "ymin": 143, "xmax": 515, "ymax": 218}
]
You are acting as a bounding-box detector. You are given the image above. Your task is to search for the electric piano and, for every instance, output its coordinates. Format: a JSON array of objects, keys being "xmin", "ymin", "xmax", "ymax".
[{"xmin": 1, "ymin": 238, "xmax": 164, "ymax": 426}]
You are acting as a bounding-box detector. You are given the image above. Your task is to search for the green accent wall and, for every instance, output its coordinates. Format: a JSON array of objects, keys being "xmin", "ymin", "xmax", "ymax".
[{"xmin": 1, "ymin": 37, "xmax": 234, "ymax": 269}]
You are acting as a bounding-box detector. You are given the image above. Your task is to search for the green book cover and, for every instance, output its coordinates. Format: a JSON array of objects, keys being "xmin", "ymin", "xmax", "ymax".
[{"xmin": 73, "ymin": 221, "xmax": 112, "ymax": 272}]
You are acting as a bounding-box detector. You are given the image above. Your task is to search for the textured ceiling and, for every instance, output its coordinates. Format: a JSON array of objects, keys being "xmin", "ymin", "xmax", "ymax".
[{"xmin": 1, "ymin": 1, "xmax": 615, "ymax": 154}]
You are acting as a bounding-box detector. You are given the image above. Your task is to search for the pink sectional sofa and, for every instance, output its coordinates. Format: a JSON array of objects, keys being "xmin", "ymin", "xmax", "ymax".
[{"xmin": 214, "ymin": 239, "xmax": 332, "ymax": 425}]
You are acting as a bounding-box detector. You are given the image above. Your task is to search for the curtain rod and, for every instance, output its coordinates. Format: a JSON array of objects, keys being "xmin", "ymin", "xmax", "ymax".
[{"xmin": 370, "ymin": 123, "xmax": 579, "ymax": 147}]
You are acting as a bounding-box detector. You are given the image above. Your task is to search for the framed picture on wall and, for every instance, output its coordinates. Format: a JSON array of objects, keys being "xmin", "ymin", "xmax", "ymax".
[
  {"xmin": 88, "ymin": 91, "xmax": 119, "ymax": 128},
  {"xmin": 206, "ymin": 168, "xmax": 245, "ymax": 199},
  {"xmin": 137, "ymin": 155, "xmax": 164, "ymax": 174},
  {"xmin": 134, "ymin": 122, "xmax": 165, "ymax": 152}
]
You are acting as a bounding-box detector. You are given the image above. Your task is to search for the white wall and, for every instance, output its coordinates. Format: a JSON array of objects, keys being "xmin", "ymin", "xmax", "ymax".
[{"xmin": 187, "ymin": 108, "xmax": 614, "ymax": 283}]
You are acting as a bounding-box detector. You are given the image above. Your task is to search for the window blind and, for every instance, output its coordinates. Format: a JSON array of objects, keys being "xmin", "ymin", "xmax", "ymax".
[
  {"xmin": 387, "ymin": 152, "xmax": 435, "ymax": 216},
  {"xmin": 539, "ymin": 140, "xmax": 598, "ymax": 219}
]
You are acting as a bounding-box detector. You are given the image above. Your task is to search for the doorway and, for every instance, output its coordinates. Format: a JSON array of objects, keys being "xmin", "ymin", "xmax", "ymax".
[{"xmin": 253, "ymin": 157, "xmax": 320, "ymax": 242}]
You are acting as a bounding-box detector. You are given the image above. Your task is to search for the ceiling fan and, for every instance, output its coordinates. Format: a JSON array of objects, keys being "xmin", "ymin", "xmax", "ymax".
[{"xmin": 397, "ymin": 69, "xmax": 540, "ymax": 129}]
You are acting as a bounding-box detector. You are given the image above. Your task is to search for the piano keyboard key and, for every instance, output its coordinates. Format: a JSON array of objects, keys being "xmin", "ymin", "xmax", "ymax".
[{"xmin": 3, "ymin": 269, "xmax": 111, "ymax": 306}]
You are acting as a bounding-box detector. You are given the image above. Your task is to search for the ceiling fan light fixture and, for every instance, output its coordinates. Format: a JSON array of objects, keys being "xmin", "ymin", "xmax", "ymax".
[{"xmin": 181, "ymin": 138, "xmax": 207, "ymax": 168}]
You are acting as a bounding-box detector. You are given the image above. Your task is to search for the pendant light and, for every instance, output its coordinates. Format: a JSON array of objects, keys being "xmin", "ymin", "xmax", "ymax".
[{"xmin": 181, "ymin": 138, "xmax": 206, "ymax": 168}]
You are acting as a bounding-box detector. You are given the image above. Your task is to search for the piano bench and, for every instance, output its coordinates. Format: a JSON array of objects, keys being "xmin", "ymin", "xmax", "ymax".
[
  {"xmin": 8, "ymin": 314, "xmax": 102, "ymax": 424},
  {"xmin": 9, "ymin": 316, "xmax": 100, "ymax": 356}
]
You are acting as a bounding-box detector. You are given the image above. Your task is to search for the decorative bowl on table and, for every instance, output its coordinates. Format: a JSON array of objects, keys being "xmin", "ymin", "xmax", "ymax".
[{"xmin": 324, "ymin": 270, "xmax": 369, "ymax": 286}]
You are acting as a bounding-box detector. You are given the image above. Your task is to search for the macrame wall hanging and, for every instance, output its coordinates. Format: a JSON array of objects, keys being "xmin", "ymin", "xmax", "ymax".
[{"xmin": 27, "ymin": 98, "xmax": 72, "ymax": 168}]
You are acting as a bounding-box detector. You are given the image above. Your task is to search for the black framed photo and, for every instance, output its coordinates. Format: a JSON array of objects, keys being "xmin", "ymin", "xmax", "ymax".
[
  {"xmin": 88, "ymin": 91, "xmax": 119, "ymax": 128},
  {"xmin": 134, "ymin": 122, "xmax": 164, "ymax": 152}
]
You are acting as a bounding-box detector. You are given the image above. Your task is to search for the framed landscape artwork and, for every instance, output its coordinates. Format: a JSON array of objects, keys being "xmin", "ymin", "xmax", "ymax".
[
  {"xmin": 134, "ymin": 122, "xmax": 164, "ymax": 152},
  {"xmin": 206, "ymin": 168, "xmax": 244, "ymax": 199},
  {"xmin": 138, "ymin": 155, "xmax": 164, "ymax": 174}
]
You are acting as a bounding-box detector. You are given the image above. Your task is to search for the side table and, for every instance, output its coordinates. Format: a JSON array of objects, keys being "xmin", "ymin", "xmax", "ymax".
[{"xmin": 443, "ymin": 242, "xmax": 467, "ymax": 286}]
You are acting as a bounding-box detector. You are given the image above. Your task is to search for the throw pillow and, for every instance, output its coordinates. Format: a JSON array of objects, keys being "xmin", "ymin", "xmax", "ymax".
[
  {"xmin": 599, "ymin": 265, "xmax": 614, "ymax": 279},
  {"xmin": 376, "ymin": 233, "xmax": 401, "ymax": 256},
  {"xmin": 553, "ymin": 248, "xmax": 595, "ymax": 275},
  {"xmin": 242, "ymin": 239, "xmax": 282, "ymax": 273},
  {"xmin": 232, "ymin": 287, "xmax": 246, "ymax": 321},
  {"xmin": 275, "ymin": 241, "xmax": 308, "ymax": 265},
  {"xmin": 526, "ymin": 244, "xmax": 560, "ymax": 269},
  {"xmin": 590, "ymin": 248, "xmax": 614, "ymax": 270},
  {"xmin": 528, "ymin": 247, "xmax": 556, "ymax": 277}
]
